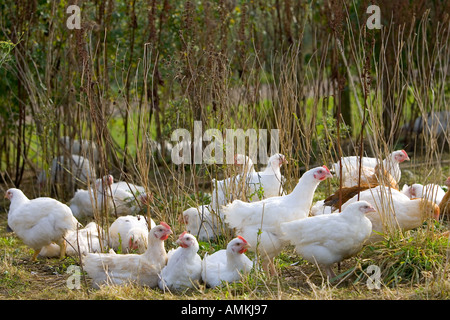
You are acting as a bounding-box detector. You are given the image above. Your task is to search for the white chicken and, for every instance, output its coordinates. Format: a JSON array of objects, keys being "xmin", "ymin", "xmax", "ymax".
[
  {"xmin": 83, "ymin": 222, "xmax": 172, "ymax": 288},
  {"xmin": 408, "ymin": 111, "xmax": 450, "ymax": 140},
  {"xmin": 245, "ymin": 153, "xmax": 287, "ymax": 201},
  {"xmin": 223, "ymin": 165, "xmax": 333, "ymax": 275},
  {"xmin": 158, "ymin": 231, "xmax": 202, "ymax": 292},
  {"xmin": 332, "ymin": 150, "xmax": 410, "ymax": 187},
  {"xmin": 69, "ymin": 175, "xmax": 114, "ymax": 219},
  {"xmin": 110, "ymin": 181, "xmax": 150, "ymax": 216},
  {"xmin": 180, "ymin": 156, "xmax": 258, "ymax": 242},
  {"xmin": 340, "ymin": 186, "xmax": 440, "ymax": 243},
  {"xmin": 400, "ymin": 184, "xmax": 414, "ymax": 198},
  {"xmin": 5, "ymin": 188, "xmax": 79, "ymax": 261},
  {"xmin": 234, "ymin": 153, "xmax": 256, "ymax": 174},
  {"xmin": 39, "ymin": 222, "xmax": 106, "ymax": 258},
  {"xmin": 111, "ymin": 181, "xmax": 146, "ymax": 194},
  {"xmin": 201, "ymin": 236, "xmax": 253, "ymax": 288},
  {"xmin": 182, "ymin": 154, "xmax": 287, "ymax": 241},
  {"xmin": 280, "ymin": 201, "xmax": 375, "ymax": 279},
  {"xmin": 149, "ymin": 138, "xmax": 173, "ymax": 158},
  {"xmin": 401, "ymin": 183, "xmax": 446, "ymax": 205},
  {"xmin": 210, "ymin": 154, "xmax": 255, "ymax": 210},
  {"xmin": 109, "ymin": 215, "xmax": 156, "ymax": 254},
  {"xmin": 59, "ymin": 136, "xmax": 99, "ymax": 163},
  {"xmin": 37, "ymin": 154, "xmax": 96, "ymax": 189},
  {"xmin": 310, "ymin": 199, "xmax": 333, "ymax": 216},
  {"xmin": 181, "ymin": 205, "xmax": 227, "ymax": 241}
]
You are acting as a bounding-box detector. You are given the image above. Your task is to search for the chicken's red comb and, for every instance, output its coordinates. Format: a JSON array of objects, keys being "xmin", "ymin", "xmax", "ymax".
[
  {"xmin": 401, "ymin": 150, "xmax": 408, "ymax": 157},
  {"xmin": 322, "ymin": 165, "xmax": 331, "ymax": 173},
  {"xmin": 160, "ymin": 221, "xmax": 171, "ymax": 230},
  {"xmin": 178, "ymin": 231, "xmax": 188, "ymax": 239},
  {"xmin": 106, "ymin": 175, "xmax": 114, "ymax": 185},
  {"xmin": 237, "ymin": 235, "xmax": 247, "ymax": 244}
]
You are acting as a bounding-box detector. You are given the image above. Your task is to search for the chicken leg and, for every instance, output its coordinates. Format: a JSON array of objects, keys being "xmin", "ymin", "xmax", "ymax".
[
  {"xmin": 262, "ymin": 257, "xmax": 277, "ymax": 276},
  {"xmin": 57, "ymin": 238, "xmax": 67, "ymax": 260},
  {"xmin": 31, "ymin": 249, "xmax": 41, "ymax": 262},
  {"xmin": 325, "ymin": 266, "xmax": 336, "ymax": 281}
]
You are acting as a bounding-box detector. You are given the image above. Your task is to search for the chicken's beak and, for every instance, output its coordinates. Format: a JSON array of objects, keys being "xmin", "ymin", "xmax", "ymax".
[
  {"xmin": 239, "ymin": 243, "xmax": 251, "ymax": 254},
  {"xmin": 401, "ymin": 150, "xmax": 410, "ymax": 161},
  {"xmin": 176, "ymin": 238, "xmax": 188, "ymax": 248},
  {"xmin": 160, "ymin": 229, "xmax": 172, "ymax": 241},
  {"xmin": 366, "ymin": 207, "xmax": 377, "ymax": 213},
  {"xmin": 321, "ymin": 166, "xmax": 333, "ymax": 179},
  {"xmin": 323, "ymin": 171, "xmax": 333, "ymax": 179}
]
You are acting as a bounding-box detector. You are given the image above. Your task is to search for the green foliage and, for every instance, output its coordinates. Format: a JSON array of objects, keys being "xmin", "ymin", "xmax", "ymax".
[
  {"xmin": 355, "ymin": 232, "xmax": 450, "ymax": 287},
  {"xmin": 0, "ymin": 236, "xmax": 18, "ymax": 247},
  {"xmin": 0, "ymin": 39, "xmax": 16, "ymax": 69}
]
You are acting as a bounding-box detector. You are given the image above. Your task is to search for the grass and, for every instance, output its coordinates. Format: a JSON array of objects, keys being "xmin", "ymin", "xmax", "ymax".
[{"xmin": 355, "ymin": 228, "xmax": 450, "ymax": 289}]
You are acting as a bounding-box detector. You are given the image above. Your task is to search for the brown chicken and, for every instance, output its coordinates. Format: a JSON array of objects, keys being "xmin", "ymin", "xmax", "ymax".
[
  {"xmin": 438, "ymin": 177, "xmax": 450, "ymax": 218},
  {"xmin": 324, "ymin": 167, "xmax": 398, "ymax": 211}
]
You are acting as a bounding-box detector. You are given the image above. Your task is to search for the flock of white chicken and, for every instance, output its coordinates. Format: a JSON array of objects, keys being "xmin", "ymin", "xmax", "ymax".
[{"xmin": 4, "ymin": 139, "xmax": 450, "ymax": 291}]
